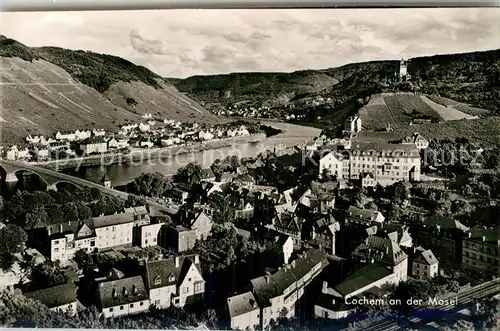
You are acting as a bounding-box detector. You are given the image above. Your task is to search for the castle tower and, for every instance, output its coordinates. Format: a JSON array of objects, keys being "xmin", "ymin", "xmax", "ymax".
[
  {"xmin": 399, "ymin": 59, "xmax": 409, "ymax": 81},
  {"xmin": 100, "ymin": 174, "xmax": 111, "ymax": 189}
]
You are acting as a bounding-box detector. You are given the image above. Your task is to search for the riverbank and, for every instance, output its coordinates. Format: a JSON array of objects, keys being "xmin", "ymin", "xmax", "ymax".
[{"xmin": 34, "ymin": 133, "xmax": 267, "ymax": 171}]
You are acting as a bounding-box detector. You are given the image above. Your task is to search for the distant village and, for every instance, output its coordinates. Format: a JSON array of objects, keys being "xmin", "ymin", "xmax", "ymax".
[{"xmin": 0, "ymin": 114, "xmax": 254, "ymax": 162}]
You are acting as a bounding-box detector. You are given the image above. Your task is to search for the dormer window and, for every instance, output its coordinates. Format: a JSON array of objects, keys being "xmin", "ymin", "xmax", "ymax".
[
  {"xmin": 132, "ymin": 285, "xmax": 138, "ymax": 295},
  {"xmin": 168, "ymin": 274, "xmax": 176, "ymax": 282},
  {"xmin": 112, "ymin": 289, "xmax": 117, "ymax": 298},
  {"xmin": 123, "ymin": 287, "xmax": 128, "ymax": 296},
  {"xmin": 154, "ymin": 276, "xmax": 162, "ymax": 285}
]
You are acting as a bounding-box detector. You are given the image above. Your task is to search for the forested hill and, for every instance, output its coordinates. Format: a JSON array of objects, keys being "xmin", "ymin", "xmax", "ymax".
[
  {"xmin": 171, "ymin": 49, "xmax": 500, "ymax": 114},
  {"xmin": 0, "ymin": 36, "xmax": 217, "ymax": 144}
]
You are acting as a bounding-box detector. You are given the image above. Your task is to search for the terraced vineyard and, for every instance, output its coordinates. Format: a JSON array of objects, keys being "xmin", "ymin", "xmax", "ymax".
[
  {"xmin": 426, "ymin": 94, "xmax": 490, "ymax": 116},
  {"xmin": 384, "ymin": 94, "xmax": 443, "ymax": 121}
]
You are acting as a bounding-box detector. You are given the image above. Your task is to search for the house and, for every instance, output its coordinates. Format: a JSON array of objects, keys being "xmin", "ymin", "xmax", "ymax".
[
  {"xmin": 402, "ymin": 133, "xmax": 429, "ymax": 150},
  {"xmin": 315, "ymin": 262, "xmax": 396, "ymax": 319},
  {"xmin": 234, "ymin": 202, "xmax": 255, "ymax": 220},
  {"xmin": 56, "ymin": 131, "xmax": 76, "ymax": 141},
  {"xmin": 319, "ymin": 152, "xmax": 345, "ymax": 179},
  {"xmin": 46, "ymin": 207, "xmax": 153, "ymax": 262},
  {"xmin": 169, "ymin": 210, "xmax": 213, "ymax": 252},
  {"xmin": 233, "ymin": 174, "xmax": 256, "ymax": 189},
  {"xmin": 346, "ymin": 206, "xmax": 385, "ymax": 227},
  {"xmin": 227, "ymin": 292, "xmax": 260, "ymax": 330},
  {"xmin": 107, "ymin": 137, "xmax": 119, "ymax": 149},
  {"xmin": 462, "ymin": 226, "xmax": 500, "ymax": 277},
  {"xmin": 170, "ymin": 187, "xmax": 191, "ymax": 205},
  {"xmin": 361, "ymin": 172, "xmax": 376, "ymax": 188},
  {"xmin": 418, "ymin": 215, "xmax": 469, "ymax": 265},
  {"xmin": 79, "ymin": 136, "xmax": 108, "ymax": 154},
  {"xmin": 139, "ymin": 122, "xmax": 150, "ymax": 132},
  {"xmin": 272, "ymin": 234, "xmax": 294, "ymax": 264},
  {"xmin": 249, "ymin": 249, "xmax": 327, "ymax": 329},
  {"xmin": 379, "ymin": 223, "xmax": 413, "ymax": 248},
  {"xmin": 24, "ymin": 283, "xmax": 78, "ymax": 315},
  {"xmin": 6, "ymin": 146, "xmax": 19, "ymax": 160},
  {"xmin": 74, "ymin": 130, "xmax": 91, "ymax": 141},
  {"xmin": 97, "ymin": 275, "xmax": 150, "ymax": 318},
  {"xmin": 307, "ymin": 215, "xmax": 340, "ymax": 256},
  {"xmin": 92, "ymin": 129, "xmax": 106, "ymax": 137},
  {"xmin": 412, "ymin": 247, "xmax": 439, "ymax": 279},
  {"xmin": 344, "ymin": 114, "xmax": 362, "ymax": 133},
  {"xmin": 145, "ymin": 255, "xmax": 205, "ymax": 309},
  {"xmin": 100, "ymin": 174, "xmax": 111, "ymax": 188}
]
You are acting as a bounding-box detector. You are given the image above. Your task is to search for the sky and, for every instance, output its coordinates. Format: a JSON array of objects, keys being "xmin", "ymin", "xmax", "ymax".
[{"xmin": 1, "ymin": 9, "xmax": 499, "ymax": 78}]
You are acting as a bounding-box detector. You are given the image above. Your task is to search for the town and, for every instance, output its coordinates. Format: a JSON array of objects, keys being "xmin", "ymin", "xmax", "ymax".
[
  {"xmin": 1, "ymin": 7, "xmax": 500, "ymax": 331},
  {"xmin": 0, "ymin": 116, "xmax": 259, "ymax": 163},
  {"xmin": 1, "ymin": 109, "xmax": 499, "ymax": 330}
]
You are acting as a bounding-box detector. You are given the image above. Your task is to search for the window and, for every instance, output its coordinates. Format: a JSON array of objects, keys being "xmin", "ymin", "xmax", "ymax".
[
  {"xmin": 140, "ymin": 302, "xmax": 144, "ymax": 306},
  {"xmin": 54, "ymin": 248, "xmax": 59, "ymax": 252},
  {"xmin": 54, "ymin": 240, "xmax": 59, "ymax": 245},
  {"xmin": 109, "ymin": 308, "xmax": 113, "ymax": 312},
  {"xmin": 130, "ymin": 304, "xmax": 134, "ymax": 308},
  {"xmin": 154, "ymin": 300, "xmax": 160, "ymax": 305},
  {"xmin": 154, "ymin": 276, "xmax": 162, "ymax": 285},
  {"xmin": 183, "ymin": 286, "xmax": 189, "ymax": 294},
  {"xmin": 120, "ymin": 306, "xmax": 124, "ymax": 310}
]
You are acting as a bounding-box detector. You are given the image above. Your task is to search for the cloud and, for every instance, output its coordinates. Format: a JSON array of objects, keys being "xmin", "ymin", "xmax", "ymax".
[{"xmin": 1, "ymin": 9, "xmax": 499, "ymax": 78}]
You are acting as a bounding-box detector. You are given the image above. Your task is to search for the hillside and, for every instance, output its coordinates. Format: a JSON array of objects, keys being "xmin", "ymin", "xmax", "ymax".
[
  {"xmin": 171, "ymin": 49, "xmax": 500, "ymax": 123},
  {"xmin": 0, "ymin": 36, "xmax": 217, "ymax": 144}
]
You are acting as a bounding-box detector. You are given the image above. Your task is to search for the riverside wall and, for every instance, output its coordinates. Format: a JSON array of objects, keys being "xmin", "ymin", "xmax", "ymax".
[{"xmin": 35, "ymin": 133, "xmax": 267, "ymax": 171}]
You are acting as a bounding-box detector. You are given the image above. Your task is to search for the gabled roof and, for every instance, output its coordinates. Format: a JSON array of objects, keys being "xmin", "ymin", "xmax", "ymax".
[
  {"xmin": 424, "ymin": 215, "xmax": 469, "ymax": 232},
  {"xmin": 145, "ymin": 255, "xmax": 201, "ymax": 290},
  {"xmin": 334, "ymin": 263, "xmax": 392, "ymax": 297},
  {"xmin": 91, "ymin": 212, "xmax": 135, "ymax": 229},
  {"xmin": 227, "ymin": 291, "xmax": 259, "ymax": 318},
  {"xmin": 353, "ymin": 235, "xmax": 408, "ymax": 266},
  {"xmin": 98, "ymin": 275, "xmax": 148, "ymax": 308},
  {"xmin": 24, "ymin": 283, "xmax": 77, "ymax": 308},
  {"xmin": 347, "ymin": 206, "xmax": 383, "ymax": 223},
  {"xmin": 414, "ymin": 249, "xmax": 439, "ymax": 265},
  {"xmin": 251, "ymin": 249, "xmax": 327, "ymax": 307},
  {"xmin": 467, "ymin": 226, "xmax": 500, "ymax": 244}
]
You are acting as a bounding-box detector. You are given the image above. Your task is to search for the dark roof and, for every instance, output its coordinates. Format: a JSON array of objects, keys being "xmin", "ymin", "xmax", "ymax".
[
  {"xmin": 347, "ymin": 206, "xmax": 383, "ymax": 223},
  {"xmin": 46, "ymin": 220, "xmax": 95, "ymax": 240},
  {"xmin": 82, "ymin": 136, "xmax": 107, "ymax": 144},
  {"xmin": 227, "ymin": 291, "xmax": 259, "ymax": 318},
  {"xmin": 98, "ymin": 275, "xmax": 149, "ymax": 308},
  {"xmin": 101, "ymin": 174, "xmax": 110, "ymax": 182},
  {"xmin": 24, "ymin": 283, "xmax": 77, "ymax": 308},
  {"xmin": 334, "ymin": 263, "xmax": 392, "ymax": 297},
  {"xmin": 91, "ymin": 212, "xmax": 135, "ymax": 228},
  {"xmin": 353, "ymin": 235, "xmax": 408, "ymax": 266},
  {"xmin": 251, "ymin": 249, "xmax": 327, "ymax": 307},
  {"xmin": 349, "ymin": 141, "xmax": 420, "ymax": 157},
  {"xmin": 467, "ymin": 226, "xmax": 500, "ymax": 244},
  {"xmin": 424, "ymin": 215, "xmax": 469, "ymax": 232},
  {"xmin": 414, "ymin": 249, "xmax": 439, "ymax": 265},
  {"xmin": 145, "ymin": 255, "xmax": 201, "ymax": 290}
]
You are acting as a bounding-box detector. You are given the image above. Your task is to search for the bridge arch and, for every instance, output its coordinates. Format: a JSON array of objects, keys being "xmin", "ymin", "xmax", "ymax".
[
  {"xmin": 52, "ymin": 180, "xmax": 82, "ymax": 191},
  {"xmin": 11, "ymin": 168, "xmax": 49, "ymax": 189}
]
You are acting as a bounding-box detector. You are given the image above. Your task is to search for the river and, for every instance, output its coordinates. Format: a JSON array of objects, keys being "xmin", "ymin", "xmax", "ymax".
[{"xmin": 62, "ymin": 122, "xmax": 321, "ymax": 187}]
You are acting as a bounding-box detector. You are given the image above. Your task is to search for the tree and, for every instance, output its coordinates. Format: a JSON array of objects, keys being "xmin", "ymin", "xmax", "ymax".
[
  {"xmin": 0, "ymin": 224, "xmax": 27, "ymax": 255},
  {"xmin": 175, "ymin": 163, "xmax": 202, "ymax": 184},
  {"xmin": 29, "ymin": 261, "xmax": 69, "ymax": 289},
  {"xmin": 209, "ymin": 192, "xmax": 235, "ymax": 224}
]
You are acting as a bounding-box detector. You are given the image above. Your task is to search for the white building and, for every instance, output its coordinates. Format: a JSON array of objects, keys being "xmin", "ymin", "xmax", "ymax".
[
  {"xmin": 98, "ymin": 275, "xmax": 150, "ymax": 318},
  {"xmin": 412, "ymin": 247, "xmax": 439, "ymax": 279},
  {"xmin": 344, "ymin": 114, "xmax": 362, "ymax": 133},
  {"xmin": 319, "ymin": 142, "xmax": 421, "ymax": 186},
  {"xmin": 139, "ymin": 122, "xmax": 151, "ymax": 132},
  {"xmin": 145, "ymin": 255, "xmax": 205, "ymax": 309},
  {"xmin": 25, "ymin": 283, "xmax": 78, "ymax": 316},
  {"xmin": 79, "ymin": 136, "xmax": 108, "ymax": 154},
  {"xmin": 55, "ymin": 131, "xmax": 76, "ymax": 141},
  {"xmin": 402, "ymin": 133, "xmax": 429, "ymax": 150},
  {"xmin": 227, "ymin": 292, "xmax": 261, "ymax": 330},
  {"xmin": 47, "ymin": 206, "xmax": 153, "ymax": 262},
  {"xmin": 346, "ymin": 206, "xmax": 385, "ymax": 227},
  {"xmin": 92, "ymin": 129, "xmax": 106, "ymax": 137}
]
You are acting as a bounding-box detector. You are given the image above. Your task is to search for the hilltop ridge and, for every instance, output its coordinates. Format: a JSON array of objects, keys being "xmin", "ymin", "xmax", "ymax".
[{"xmin": 0, "ymin": 37, "xmax": 217, "ymax": 144}]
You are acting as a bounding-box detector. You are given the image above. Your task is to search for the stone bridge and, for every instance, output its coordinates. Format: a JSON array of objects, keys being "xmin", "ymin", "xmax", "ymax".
[{"xmin": 0, "ymin": 159, "xmax": 174, "ymax": 215}]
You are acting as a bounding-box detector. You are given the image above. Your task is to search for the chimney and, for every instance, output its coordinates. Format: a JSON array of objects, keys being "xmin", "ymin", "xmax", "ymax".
[
  {"xmin": 322, "ymin": 281, "xmax": 328, "ymax": 294},
  {"xmin": 385, "ymin": 246, "xmax": 389, "ymax": 254},
  {"xmin": 303, "ymin": 251, "xmax": 307, "ymax": 258},
  {"xmin": 265, "ymin": 275, "xmax": 270, "ymax": 285},
  {"xmin": 194, "ymin": 255, "xmax": 199, "ymax": 264},
  {"xmin": 47, "ymin": 227, "xmax": 52, "ymax": 236},
  {"xmin": 59, "ymin": 224, "xmax": 63, "ymax": 233},
  {"xmin": 175, "ymin": 256, "xmax": 180, "ymax": 268},
  {"xmin": 482, "ymin": 236, "xmax": 486, "ymax": 242},
  {"xmin": 291, "ymin": 260, "xmax": 296, "ymax": 268},
  {"xmin": 468, "ymin": 232, "xmax": 472, "ymax": 238},
  {"xmin": 250, "ymin": 299, "xmax": 257, "ymax": 308}
]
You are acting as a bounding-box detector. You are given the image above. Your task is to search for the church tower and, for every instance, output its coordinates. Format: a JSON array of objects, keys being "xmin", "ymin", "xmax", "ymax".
[{"xmin": 399, "ymin": 59, "xmax": 409, "ymax": 81}]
